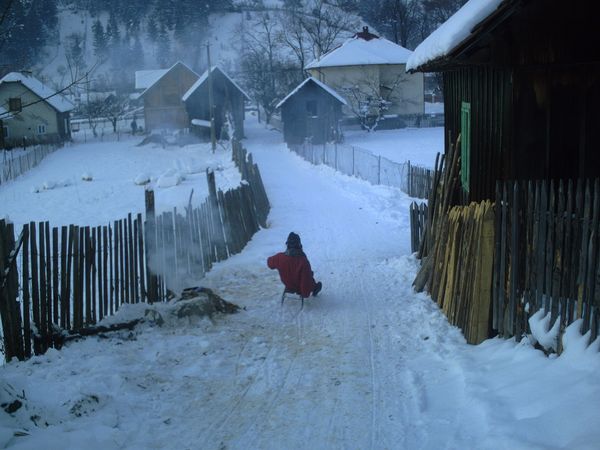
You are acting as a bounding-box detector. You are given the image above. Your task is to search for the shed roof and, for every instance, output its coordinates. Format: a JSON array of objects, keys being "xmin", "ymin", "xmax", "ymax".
[
  {"xmin": 276, "ymin": 77, "xmax": 347, "ymax": 109},
  {"xmin": 0, "ymin": 72, "xmax": 74, "ymax": 113},
  {"xmin": 182, "ymin": 66, "xmax": 250, "ymax": 102},
  {"xmin": 305, "ymin": 31, "xmax": 412, "ymax": 70},
  {"xmin": 137, "ymin": 62, "xmax": 199, "ymax": 98},
  {"xmin": 407, "ymin": 0, "xmax": 507, "ymax": 72}
]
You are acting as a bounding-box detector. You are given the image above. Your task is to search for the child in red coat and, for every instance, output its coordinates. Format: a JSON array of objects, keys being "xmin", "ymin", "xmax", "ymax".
[{"xmin": 267, "ymin": 232, "xmax": 322, "ymax": 298}]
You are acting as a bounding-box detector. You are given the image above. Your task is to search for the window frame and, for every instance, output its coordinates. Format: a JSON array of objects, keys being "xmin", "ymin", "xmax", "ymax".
[{"xmin": 460, "ymin": 101, "xmax": 471, "ymax": 192}]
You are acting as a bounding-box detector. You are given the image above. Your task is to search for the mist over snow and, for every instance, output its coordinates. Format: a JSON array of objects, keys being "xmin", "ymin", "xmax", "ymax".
[{"xmin": 0, "ymin": 115, "xmax": 599, "ymax": 449}]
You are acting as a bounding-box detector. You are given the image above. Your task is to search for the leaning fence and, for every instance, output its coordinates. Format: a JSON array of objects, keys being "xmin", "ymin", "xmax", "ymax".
[
  {"xmin": 290, "ymin": 141, "xmax": 434, "ymax": 199},
  {"xmin": 0, "ymin": 142, "xmax": 270, "ymax": 362},
  {"xmin": 1, "ymin": 143, "xmax": 63, "ymax": 185}
]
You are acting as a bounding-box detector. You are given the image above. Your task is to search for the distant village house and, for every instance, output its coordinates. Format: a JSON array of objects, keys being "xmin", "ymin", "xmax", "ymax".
[
  {"xmin": 276, "ymin": 77, "xmax": 346, "ymax": 145},
  {"xmin": 305, "ymin": 27, "xmax": 424, "ymax": 128},
  {"xmin": 135, "ymin": 62, "xmax": 199, "ymax": 132},
  {"xmin": 0, "ymin": 71, "xmax": 74, "ymax": 148},
  {"xmin": 182, "ymin": 66, "xmax": 249, "ymax": 141}
]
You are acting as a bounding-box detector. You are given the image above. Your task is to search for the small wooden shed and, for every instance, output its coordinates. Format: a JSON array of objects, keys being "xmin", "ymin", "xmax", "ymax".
[
  {"xmin": 276, "ymin": 77, "xmax": 346, "ymax": 145},
  {"xmin": 182, "ymin": 66, "xmax": 249, "ymax": 140},
  {"xmin": 136, "ymin": 62, "xmax": 199, "ymax": 132},
  {"xmin": 407, "ymin": 0, "xmax": 600, "ymax": 202}
]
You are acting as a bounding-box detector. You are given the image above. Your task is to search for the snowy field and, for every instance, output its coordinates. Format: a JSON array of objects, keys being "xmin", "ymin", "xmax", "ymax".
[
  {"xmin": 1, "ymin": 116, "xmax": 599, "ymax": 449},
  {"xmin": 0, "ymin": 138, "xmax": 241, "ymax": 230},
  {"xmin": 343, "ymin": 126, "xmax": 444, "ymax": 168}
]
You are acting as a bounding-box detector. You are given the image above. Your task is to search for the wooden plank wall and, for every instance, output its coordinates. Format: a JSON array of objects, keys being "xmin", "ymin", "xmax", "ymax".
[{"xmin": 0, "ymin": 141, "xmax": 270, "ymax": 362}]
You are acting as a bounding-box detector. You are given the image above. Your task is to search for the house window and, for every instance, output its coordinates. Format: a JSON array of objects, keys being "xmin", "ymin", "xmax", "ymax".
[
  {"xmin": 8, "ymin": 97, "xmax": 22, "ymax": 112},
  {"xmin": 2, "ymin": 125, "xmax": 8, "ymax": 139},
  {"xmin": 461, "ymin": 101, "xmax": 471, "ymax": 192},
  {"xmin": 306, "ymin": 100, "xmax": 317, "ymax": 117},
  {"xmin": 37, "ymin": 124, "xmax": 47, "ymax": 135}
]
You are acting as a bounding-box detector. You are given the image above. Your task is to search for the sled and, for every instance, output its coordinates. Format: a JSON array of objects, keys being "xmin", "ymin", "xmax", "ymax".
[{"xmin": 281, "ymin": 288, "xmax": 305, "ymax": 310}]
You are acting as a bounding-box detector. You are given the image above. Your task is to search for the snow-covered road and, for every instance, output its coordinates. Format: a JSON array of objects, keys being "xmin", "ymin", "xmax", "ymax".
[{"xmin": 2, "ymin": 118, "xmax": 599, "ymax": 450}]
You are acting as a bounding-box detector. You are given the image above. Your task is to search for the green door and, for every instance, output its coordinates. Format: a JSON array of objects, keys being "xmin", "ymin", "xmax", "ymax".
[{"xmin": 461, "ymin": 101, "xmax": 471, "ymax": 192}]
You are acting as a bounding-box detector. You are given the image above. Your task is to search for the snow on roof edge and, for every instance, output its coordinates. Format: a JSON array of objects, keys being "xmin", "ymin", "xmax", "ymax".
[
  {"xmin": 406, "ymin": 0, "xmax": 505, "ymax": 72},
  {"xmin": 305, "ymin": 35, "xmax": 412, "ymax": 70},
  {"xmin": 0, "ymin": 72, "xmax": 74, "ymax": 113},
  {"xmin": 182, "ymin": 66, "xmax": 250, "ymax": 102},
  {"xmin": 276, "ymin": 77, "xmax": 347, "ymax": 109}
]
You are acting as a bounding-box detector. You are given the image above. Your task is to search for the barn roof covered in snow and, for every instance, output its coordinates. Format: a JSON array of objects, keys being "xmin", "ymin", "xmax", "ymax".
[
  {"xmin": 406, "ymin": 0, "xmax": 507, "ymax": 72},
  {"xmin": 305, "ymin": 27, "xmax": 412, "ymax": 70},
  {"xmin": 137, "ymin": 62, "xmax": 199, "ymax": 98},
  {"xmin": 0, "ymin": 72, "xmax": 74, "ymax": 113},
  {"xmin": 182, "ymin": 66, "xmax": 250, "ymax": 102},
  {"xmin": 135, "ymin": 69, "xmax": 169, "ymax": 90},
  {"xmin": 276, "ymin": 77, "xmax": 347, "ymax": 109}
]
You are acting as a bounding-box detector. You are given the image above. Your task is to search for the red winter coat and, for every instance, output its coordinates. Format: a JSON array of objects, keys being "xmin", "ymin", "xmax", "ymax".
[{"xmin": 267, "ymin": 252, "xmax": 316, "ymax": 298}]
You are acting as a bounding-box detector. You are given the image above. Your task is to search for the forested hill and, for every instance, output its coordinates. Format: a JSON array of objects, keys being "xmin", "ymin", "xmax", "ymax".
[{"xmin": 0, "ymin": 0, "xmax": 463, "ymax": 96}]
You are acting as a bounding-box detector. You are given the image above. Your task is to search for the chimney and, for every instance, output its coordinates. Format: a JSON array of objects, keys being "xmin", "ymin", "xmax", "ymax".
[{"xmin": 355, "ymin": 26, "xmax": 379, "ymax": 41}]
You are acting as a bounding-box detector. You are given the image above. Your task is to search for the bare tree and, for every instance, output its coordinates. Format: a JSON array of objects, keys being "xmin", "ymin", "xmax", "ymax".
[
  {"xmin": 277, "ymin": 9, "xmax": 309, "ymax": 77},
  {"xmin": 101, "ymin": 94, "xmax": 130, "ymax": 133},
  {"xmin": 341, "ymin": 74, "xmax": 405, "ymax": 132},
  {"xmin": 299, "ymin": 0, "xmax": 358, "ymax": 59},
  {"xmin": 241, "ymin": 12, "xmax": 298, "ymax": 124}
]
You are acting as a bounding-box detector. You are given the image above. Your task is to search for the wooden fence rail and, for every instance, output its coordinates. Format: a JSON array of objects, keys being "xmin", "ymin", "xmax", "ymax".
[{"xmin": 0, "ymin": 142, "xmax": 270, "ymax": 362}]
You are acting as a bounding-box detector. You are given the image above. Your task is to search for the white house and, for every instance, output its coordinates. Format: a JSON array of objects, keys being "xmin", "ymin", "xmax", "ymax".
[{"xmin": 305, "ymin": 27, "xmax": 424, "ymax": 122}]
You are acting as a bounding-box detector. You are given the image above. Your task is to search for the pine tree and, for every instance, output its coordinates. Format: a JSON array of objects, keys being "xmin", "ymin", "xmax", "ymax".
[
  {"xmin": 92, "ymin": 19, "xmax": 108, "ymax": 60},
  {"xmin": 146, "ymin": 15, "xmax": 159, "ymax": 42},
  {"xmin": 106, "ymin": 13, "xmax": 121, "ymax": 47},
  {"xmin": 156, "ymin": 23, "xmax": 171, "ymax": 67}
]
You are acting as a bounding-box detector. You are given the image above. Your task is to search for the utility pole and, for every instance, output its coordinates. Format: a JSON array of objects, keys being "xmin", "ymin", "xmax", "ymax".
[{"xmin": 207, "ymin": 43, "xmax": 216, "ymax": 154}]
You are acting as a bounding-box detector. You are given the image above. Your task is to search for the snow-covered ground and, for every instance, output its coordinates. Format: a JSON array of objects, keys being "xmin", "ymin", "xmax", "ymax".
[
  {"xmin": 343, "ymin": 126, "xmax": 444, "ymax": 167},
  {"xmin": 1, "ymin": 116, "xmax": 599, "ymax": 449},
  {"xmin": 0, "ymin": 138, "xmax": 240, "ymax": 230}
]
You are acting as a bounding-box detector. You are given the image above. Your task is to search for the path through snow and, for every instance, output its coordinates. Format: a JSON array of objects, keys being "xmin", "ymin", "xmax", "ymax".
[{"xmin": 2, "ymin": 118, "xmax": 599, "ymax": 450}]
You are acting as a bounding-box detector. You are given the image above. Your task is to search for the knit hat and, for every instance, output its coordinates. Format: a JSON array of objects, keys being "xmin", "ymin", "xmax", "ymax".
[{"xmin": 285, "ymin": 232, "xmax": 302, "ymax": 249}]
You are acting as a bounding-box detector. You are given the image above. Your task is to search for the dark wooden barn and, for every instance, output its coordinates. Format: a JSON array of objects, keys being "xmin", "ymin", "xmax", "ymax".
[
  {"xmin": 277, "ymin": 77, "xmax": 346, "ymax": 145},
  {"xmin": 182, "ymin": 66, "xmax": 249, "ymax": 141},
  {"xmin": 137, "ymin": 62, "xmax": 199, "ymax": 132},
  {"xmin": 408, "ymin": 0, "xmax": 600, "ymax": 202}
]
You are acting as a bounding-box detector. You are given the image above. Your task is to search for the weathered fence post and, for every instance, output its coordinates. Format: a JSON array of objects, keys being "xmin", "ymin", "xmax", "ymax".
[{"xmin": 145, "ymin": 189, "xmax": 158, "ymax": 304}]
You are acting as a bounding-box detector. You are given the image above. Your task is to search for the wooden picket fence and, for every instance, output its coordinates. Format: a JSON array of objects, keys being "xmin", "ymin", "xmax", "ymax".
[
  {"xmin": 0, "ymin": 142, "xmax": 270, "ymax": 362},
  {"xmin": 1, "ymin": 143, "xmax": 62, "ymax": 185},
  {"xmin": 406, "ymin": 163, "xmax": 434, "ymax": 199},
  {"xmin": 494, "ymin": 179, "xmax": 600, "ymax": 349},
  {"xmin": 409, "ymin": 202, "xmax": 428, "ymax": 254}
]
